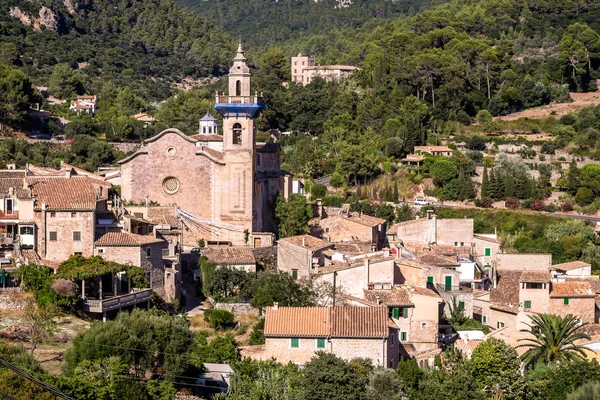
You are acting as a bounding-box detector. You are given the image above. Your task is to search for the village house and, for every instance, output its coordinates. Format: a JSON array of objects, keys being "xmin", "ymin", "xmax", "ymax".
[
  {"xmin": 69, "ymin": 95, "xmax": 97, "ymax": 116},
  {"xmin": 261, "ymin": 305, "xmax": 399, "ymax": 368},
  {"xmin": 277, "ymin": 234, "xmax": 332, "ymax": 280},
  {"xmin": 132, "ymin": 113, "xmax": 156, "ymax": 127},
  {"xmin": 93, "ymin": 231, "xmax": 178, "ymax": 301},
  {"xmin": 291, "ymin": 54, "xmax": 357, "ymax": 85},
  {"xmin": 201, "ymin": 246, "xmax": 257, "ymax": 273},
  {"xmin": 413, "ymin": 145, "xmax": 453, "ymax": 157},
  {"xmin": 310, "ymin": 204, "xmax": 386, "ymax": 249}
]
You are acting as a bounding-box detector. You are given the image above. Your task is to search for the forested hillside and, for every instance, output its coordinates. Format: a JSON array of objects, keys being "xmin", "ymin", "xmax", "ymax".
[
  {"xmin": 176, "ymin": 0, "xmax": 446, "ymax": 48},
  {"xmin": 0, "ymin": 0, "xmax": 233, "ymax": 100}
]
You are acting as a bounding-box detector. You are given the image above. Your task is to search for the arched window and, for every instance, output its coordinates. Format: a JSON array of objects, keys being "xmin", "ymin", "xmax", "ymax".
[
  {"xmin": 233, "ymin": 123, "xmax": 242, "ymax": 145},
  {"xmin": 208, "ymin": 126, "xmax": 212, "ymax": 134},
  {"xmin": 235, "ymin": 80, "xmax": 241, "ymax": 96},
  {"xmin": 202, "ymin": 126, "xmax": 206, "ymax": 134}
]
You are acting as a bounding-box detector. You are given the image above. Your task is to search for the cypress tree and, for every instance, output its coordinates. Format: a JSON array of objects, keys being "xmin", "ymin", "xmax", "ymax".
[
  {"xmin": 504, "ymin": 169, "xmax": 515, "ymax": 198},
  {"xmin": 393, "ymin": 181, "xmax": 399, "ymax": 202},
  {"xmin": 481, "ymin": 165, "xmax": 489, "ymax": 198}
]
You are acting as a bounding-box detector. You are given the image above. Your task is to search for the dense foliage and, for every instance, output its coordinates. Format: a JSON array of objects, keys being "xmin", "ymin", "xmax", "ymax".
[{"xmin": 58, "ymin": 254, "xmax": 146, "ymax": 288}]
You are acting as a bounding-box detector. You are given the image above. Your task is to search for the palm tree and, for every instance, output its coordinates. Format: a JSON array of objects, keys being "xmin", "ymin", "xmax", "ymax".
[{"xmin": 517, "ymin": 314, "xmax": 590, "ymax": 367}]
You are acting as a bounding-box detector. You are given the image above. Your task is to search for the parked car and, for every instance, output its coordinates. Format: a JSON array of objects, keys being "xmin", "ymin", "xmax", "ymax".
[{"xmin": 414, "ymin": 198, "xmax": 428, "ymax": 206}]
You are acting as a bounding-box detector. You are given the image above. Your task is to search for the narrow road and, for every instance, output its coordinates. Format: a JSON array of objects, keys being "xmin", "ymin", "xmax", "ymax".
[{"xmin": 552, "ymin": 213, "xmax": 600, "ymax": 223}]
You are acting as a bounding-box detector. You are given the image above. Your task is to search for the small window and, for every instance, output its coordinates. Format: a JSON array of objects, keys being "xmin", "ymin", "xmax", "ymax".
[
  {"xmin": 325, "ymin": 227, "xmax": 330, "ymax": 233},
  {"xmin": 291, "ymin": 338, "xmax": 299, "ymax": 348},
  {"xmin": 564, "ymin": 298, "xmax": 569, "ymax": 306},
  {"xmin": 524, "ymin": 300, "xmax": 531, "ymax": 309},
  {"xmin": 49, "ymin": 231, "xmax": 57, "ymax": 241},
  {"xmin": 485, "ymin": 248, "xmax": 491, "ymax": 257},
  {"xmin": 71, "ymin": 212, "xmax": 76, "ymax": 218},
  {"xmin": 316, "ymin": 338, "xmax": 326, "ymax": 349},
  {"xmin": 482, "ymin": 315, "xmax": 487, "ymax": 323},
  {"xmin": 401, "ymin": 332, "xmax": 407, "ymax": 341},
  {"xmin": 97, "ymin": 248, "xmax": 104, "ymax": 254},
  {"xmin": 146, "ymin": 248, "xmax": 151, "ymax": 257},
  {"xmin": 232, "ymin": 123, "xmax": 242, "ymax": 145},
  {"xmin": 73, "ymin": 231, "xmax": 81, "ymax": 241},
  {"xmin": 50, "ymin": 212, "xmax": 56, "ymax": 218},
  {"xmin": 454, "ymin": 242, "xmax": 458, "ymax": 246},
  {"xmin": 19, "ymin": 226, "xmax": 32, "ymax": 235},
  {"xmin": 497, "ymin": 321, "xmax": 505, "ymax": 328},
  {"xmin": 392, "ymin": 307, "xmax": 399, "ymax": 319},
  {"xmin": 459, "ymin": 301, "xmax": 465, "ymax": 310},
  {"xmin": 403, "ymin": 307, "xmax": 409, "ymax": 318},
  {"xmin": 421, "ymin": 322, "xmax": 427, "ymax": 329},
  {"xmin": 291, "ymin": 269, "xmax": 298, "ymax": 280},
  {"xmin": 460, "ymin": 242, "xmax": 464, "ymax": 246},
  {"xmin": 427, "ymin": 276, "xmax": 433, "ymax": 284},
  {"xmin": 202, "ymin": 126, "xmax": 206, "ymax": 134},
  {"xmin": 74, "ymin": 252, "xmax": 82, "ymax": 256}
]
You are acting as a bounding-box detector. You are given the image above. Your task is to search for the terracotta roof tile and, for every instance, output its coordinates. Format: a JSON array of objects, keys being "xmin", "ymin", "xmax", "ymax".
[
  {"xmin": 0, "ymin": 177, "xmax": 31, "ymax": 199},
  {"xmin": 418, "ymin": 253, "xmax": 460, "ymax": 267},
  {"xmin": 364, "ymin": 287, "xmax": 414, "ymax": 307},
  {"xmin": 190, "ymin": 134, "xmax": 223, "ymax": 141},
  {"xmin": 202, "ymin": 246, "xmax": 256, "ymax": 264},
  {"xmin": 330, "ymin": 307, "xmax": 389, "ymax": 337},
  {"xmin": 490, "ymin": 270, "xmax": 522, "ymax": 305},
  {"xmin": 28, "ymin": 176, "xmax": 99, "ymax": 211},
  {"xmin": 550, "ymin": 281, "xmax": 594, "ymax": 298},
  {"xmin": 520, "ymin": 271, "xmax": 551, "ymax": 283},
  {"xmin": 345, "ymin": 213, "xmax": 386, "ymax": 227},
  {"xmin": 489, "ymin": 303, "xmax": 519, "ymax": 315},
  {"xmin": 410, "ymin": 286, "xmax": 442, "ymax": 299},
  {"xmin": 264, "ymin": 306, "xmax": 390, "ymax": 338},
  {"xmin": 95, "ymin": 232, "xmax": 165, "ymax": 247},
  {"xmin": 454, "ymin": 339, "xmax": 483, "ymax": 357},
  {"xmin": 414, "ymin": 146, "xmax": 453, "ymax": 153},
  {"xmin": 264, "ymin": 307, "xmax": 330, "ymax": 337},
  {"xmin": 551, "ymin": 261, "xmax": 591, "ymax": 271},
  {"xmin": 278, "ymin": 234, "xmax": 331, "ymax": 251}
]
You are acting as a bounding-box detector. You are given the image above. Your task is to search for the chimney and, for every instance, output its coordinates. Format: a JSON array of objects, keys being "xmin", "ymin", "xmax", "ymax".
[
  {"xmin": 375, "ymin": 296, "xmax": 381, "ymax": 305},
  {"xmin": 302, "ymin": 237, "xmax": 306, "ymax": 247},
  {"xmin": 273, "ymin": 302, "xmax": 278, "ymax": 310},
  {"xmin": 363, "ymin": 257, "xmax": 370, "ymax": 290},
  {"xmin": 8, "ymin": 187, "xmax": 14, "ymax": 196},
  {"xmin": 383, "ymin": 248, "xmax": 390, "ymax": 258},
  {"xmin": 316, "ymin": 198, "xmax": 323, "ymax": 218}
]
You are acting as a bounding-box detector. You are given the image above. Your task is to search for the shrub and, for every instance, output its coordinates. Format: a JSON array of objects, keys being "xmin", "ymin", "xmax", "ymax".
[
  {"xmin": 310, "ymin": 184, "xmax": 327, "ymax": 199},
  {"xmin": 203, "ymin": 309, "xmax": 235, "ymax": 330},
  {"xmin": 505, "ymin": 198, "xmax": 520, "ymax": 209},
  {"xmin": 575, "ymin": 187, "xmax": 595, "ymax": 206},
  {"xmin": 561, "ymin": 201, "xmax": 574, "ymax": 212},
  {"xmin": 531, "ymin": 201, "xmax": 546, "ymax": 211},
  {"xmin": 249, "ymin": 318, "xmax": 265, "ymax": 345},
  {"xmin": 544, "ymin": 204, "xmax": 558, "ymax": 212},
  {"xmin": 476, "ymin": 110, "xmax": 493, "ymax": 124},
  {"xmin": 475, "ymin": 198, "xmax": 493, "ymax": 208}
]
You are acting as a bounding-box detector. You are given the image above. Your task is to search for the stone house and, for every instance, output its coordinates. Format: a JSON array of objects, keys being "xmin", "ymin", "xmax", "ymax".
[
  {"xmin": 310, "ymin": 206, "xmax": 386, "ymax": 249},
  {"xmin": 263, "ymin": 305, "xmax": 399, "ymax": 368},
  {"xmin": 552, "ymin": 261, "xmax": 592, "ymax": 278},
  {"xmin": 29, "ymin": 174, "xmax": 109, "ymax": 267},
  {"xmin": 93, "ymin": 231, "xmax": 176, "ymax": 301},
  {"xmin": 277, "ymin": 234, "xmax": 331, "ymax": 280},
  {"xmin": 201, "ymin": 246, "xmax": 257, "ymax": 273},
  {"xmin": 291, "ymin": 54, "xmax": 357, "ymax": 85},
  {"xmin": 473, "ymin": 289, "xmax": 491, "ymax": 325},
  {"xmin": 69, "ymin": 95, "xmax": 97, "ymax": 116},
  {"xmin": 414, "ymin": 146, "xmax": 453, "ymax": 157},
  {"xmin": 549, "ymin": 281, "xmax": 596, "ymax": 324}
]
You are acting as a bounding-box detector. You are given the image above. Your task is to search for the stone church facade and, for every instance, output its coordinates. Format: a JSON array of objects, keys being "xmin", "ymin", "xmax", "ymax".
[{"xmin": 119, "ymin": 45, "xmax": 289, "ymax": 245}]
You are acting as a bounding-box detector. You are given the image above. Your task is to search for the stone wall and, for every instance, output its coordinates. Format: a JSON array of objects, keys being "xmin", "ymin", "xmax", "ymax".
[
  {"xmin": 549, "ymin": 297, "xmax": 595, "ymax": 324},
  {"xmin": 318, "ymin": 217, "xmax": 375, "ymax": 244},
  {"xmin": 436, "ymin": 219, "xmax": 474, "ymax": 246},
  {"xmin": 489, "ymin": 308, "xmax": 517, "ymax": 329},
  {"xmin": 109, "ymin": 142, "xmax": 142, "ymax": 154},
  {"xmin": 519, "ymin": 286, "xmax": 550, "ymax": 315},
  {"xmin": 277, "ymin": 241, "xmax": 313, "ymax": 279},
  {"xmin": 214, "ymin": 302, "xmax": 259, "ymax": 317},
  {"xmin": 409, "ymin": 292, "xmax": 441, "ymax": 352},
  {"xmin": 0, "ymin": 292, "xmax": 24, "ymax": 310},
  {"xmin": 496, "ymin": 254, "xmax": 552, "ymax": 271},
  {"xmin": 38, "ymin": 210, "xmax": 95, "ymax": 263}
]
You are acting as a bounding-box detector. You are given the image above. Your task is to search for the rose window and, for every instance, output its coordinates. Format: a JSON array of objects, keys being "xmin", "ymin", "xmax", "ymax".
[{"xmin": 162, "ymin": 177, "xmax": 180, "ymax": 194}]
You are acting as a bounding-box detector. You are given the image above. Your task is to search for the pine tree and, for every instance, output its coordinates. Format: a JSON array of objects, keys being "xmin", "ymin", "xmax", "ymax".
[
  {"xmin": 481, "ymin": 165, "xmax": 489, "ymax": 198},
  {"xmin": 504, "ymin": 169, "xmax": 515, "ymax": 198},
  {"xmin": 567, "ymin": 160, "xmax": 580, "ymax": 195}
]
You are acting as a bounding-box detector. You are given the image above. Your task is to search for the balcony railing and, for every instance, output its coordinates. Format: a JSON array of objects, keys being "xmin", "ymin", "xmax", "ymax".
[
  {"xmin": 215, "ymin": 95, "xmax": 264, "ymax": 104},
  {"xmin": 0, "ymin": 211, "xmax": 18, "ymax": 219},
  {"xmin": 82, "ymin": 288, "xmax": 152, "ymax": 313}
]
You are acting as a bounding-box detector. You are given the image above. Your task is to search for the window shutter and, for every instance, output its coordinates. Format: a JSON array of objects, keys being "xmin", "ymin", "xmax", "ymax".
[
  {"xmin": 292, "ymin": 270, "xmax": 298, "ymax": 280},
  {"xmin": 459, "ymin": 301, "xmax": 465, "ymax": 310},
  {"xmin": 317, "ymin": 338, "xmax": 325, "ymax": 349},
  {"xmin": 485, "ymin": 248, "xmax": 491, "ymax": 256},
  {"xmin": 564, "ymin": 298, "xmax": 569, "ymax": 306},
  {"xmin": 401, "ymin": 332, "xmax": 407, "ymax": 341},
  {"xmin": 482, "ymin": 315, "xmax": 487, "ymax": 323},
  {"xmin": 524, "ymin": 300, "xmax": 531, "ymax": 309},
  {"xmin": 403, "ymin": 308, "xmax": 409, "ymax": 318},
  {"xmin": 427, "ymin": 276, "xmax": 433, "ymax": 284},
  {"xmin": 393, "ymin": 308, "xmax": 399, "ymax": 319},
  {"xmin": 291, "ymin": 338, "xmax": 299, "ymax": 348}
]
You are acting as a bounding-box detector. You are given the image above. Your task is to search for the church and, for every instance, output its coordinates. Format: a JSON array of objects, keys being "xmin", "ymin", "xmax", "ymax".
[{"xmin": 118, "ymin": 44, "xmax": 291, "ymax": 245}]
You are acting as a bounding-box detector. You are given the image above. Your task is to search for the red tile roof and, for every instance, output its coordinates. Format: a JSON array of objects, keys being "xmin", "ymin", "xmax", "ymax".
[
  {"xmin": 190, "ymin": 134, "xmax": 223, "ymax": 141},
  {"xmin": 264, "ymin": 306, "xmax": 390, "ymax": 338},
  {"xmin": 551, "ymin": 261, "xmax": 591, "ymax": 271},
  {"xmin": 202, "ymin": 246, "xmax": 256, "ymax": 265},
  {"xmin": 520, "ymin": 271, "xmax": 551, "ymax": 283},
  {"xmin": 418, "ymin": 253, "xmax": 460, "ymax": 267},
  {"xmin": 490, "ymin": 270, "xmax": 522, "ymax": 305},
  {"xmin": 28, "ymin": 176, "xmax": 99, "ymax": 211},
  {"xmin": 95, "ymin": 232, "xmax": 165, "ymax": 247},
  {"xmin": 278, "ymin": 234, "xmax": 331, "ymax": 251},
  {"xmin": 364, "ymin": 287, "xmax": 414, "ymax": 307},
  {"xmin": 550, "ymin": 281, "xmax": 594, "ymax": 298}
]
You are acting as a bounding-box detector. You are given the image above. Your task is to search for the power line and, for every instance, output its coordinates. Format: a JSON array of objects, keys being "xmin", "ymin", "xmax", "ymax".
[
  {"xmin": 0, "ymin": 390, "xmax": 18, "ymax": 400},
  {"xmin": 0, "ymin": 358, "xmax": 75, "ymax": 400}
]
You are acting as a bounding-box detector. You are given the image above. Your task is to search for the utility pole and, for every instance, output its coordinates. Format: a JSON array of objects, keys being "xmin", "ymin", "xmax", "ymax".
[{"xmin": 332, "ymin": 271, "xmax": 337, "ymax": 307}]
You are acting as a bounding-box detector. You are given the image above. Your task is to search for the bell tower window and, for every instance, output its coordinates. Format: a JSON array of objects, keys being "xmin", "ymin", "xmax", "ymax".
[
  {"xmin": 235, "ymin": 80, "xmax": 241, "ymax": 96},
  {"xmin": 233, "ymin": 123, "xmax": 242, "ymax": 145}
]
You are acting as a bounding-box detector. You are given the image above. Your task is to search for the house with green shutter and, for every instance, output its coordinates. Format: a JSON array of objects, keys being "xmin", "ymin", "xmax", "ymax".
[{"xmin": 260, "ymin": 305, "xmax": 400, "ymax": 368}]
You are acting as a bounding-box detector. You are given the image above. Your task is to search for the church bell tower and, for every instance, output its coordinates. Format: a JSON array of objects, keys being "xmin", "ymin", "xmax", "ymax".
[{"xmin": 213, "ymin": 43, "xmax": 264, "ymax": 239}]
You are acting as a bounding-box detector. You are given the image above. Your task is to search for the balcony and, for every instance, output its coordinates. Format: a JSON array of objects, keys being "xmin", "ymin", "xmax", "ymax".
[
  {"xmin": 82, "ymin": 289, "xmax": 152, "ymax": 313},
  {"xmin": 215, "ymin": 94, "xmax": 264, "ymax": 104},
  {"xmin": 0, "ymin": 211, "xmax": 18, "ymax": 220}
]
